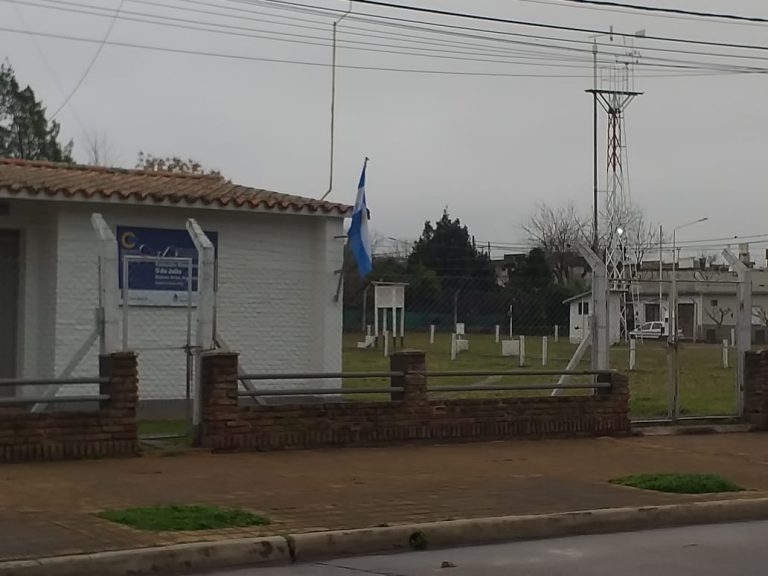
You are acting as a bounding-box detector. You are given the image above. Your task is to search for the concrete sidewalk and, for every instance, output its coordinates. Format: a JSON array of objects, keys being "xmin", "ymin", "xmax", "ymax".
[{"xmin": 1, "ymin": 433, "xmax": 768, "ymax": 562}]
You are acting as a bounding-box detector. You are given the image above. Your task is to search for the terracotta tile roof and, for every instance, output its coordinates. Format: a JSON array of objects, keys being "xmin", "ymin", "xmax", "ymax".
[{"xmin": 0, "ymin": 158, "xmax": 352, "ymax": 216}]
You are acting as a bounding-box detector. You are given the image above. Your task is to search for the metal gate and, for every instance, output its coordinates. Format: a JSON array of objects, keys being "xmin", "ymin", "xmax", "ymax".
[{"xmin": 122, "ymin": 255, "xmax": 195, "ymax": 439}]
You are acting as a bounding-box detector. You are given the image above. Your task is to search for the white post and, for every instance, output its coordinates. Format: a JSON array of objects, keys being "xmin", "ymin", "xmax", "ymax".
[
  {"xmin": 399, "ymin": 304, "xmax": 405, "ymax": 347},
  {"xmin": 495, "ymin": 325, "xmax": 500, "ymax": 344},
  {"xmin": 576, "ymin": 240, "xmax": 609, "ymax": 370},
  {"xmin": 430, "ymin": 324, "xmax": 435, "ymax": 344},
  {"xmin": 382, "ymin": 307, "xmax": 388, "ymax": 339},
  {"xmin": 629, "ymin": 338, "xmax": 636, "ymax": 371},
  {"xmin": 731, "ymin": 328, "xmax": 736, "ymax": 349},
  {"xmin": 450, "ymin": 333, "xmax": 457, "ymax": 360},
  {"xmin": 722, "ymin": 339, "xmax": 729, "ymax": 369},
  {"xmin": 554, "ymin": 325, "xmax": 559, "ymax": 343},
  {"xmin": 186, "ymin": 219, "xmax": 216, "ymax": 428},
  {"xmin": 723, "ymin": 248, "xmax": 752, "ymax": 417},
  {"xmin": 509, "ymin": 317, "xmax": 513, "ymax": 338},
  {"xmin": 91, "ymin": 214, "xmax": 120, "ymax": 354},
  {"xmin": 542, "ymin": 336, "xmax": 548, "ymax": 367},
  {"xmin": 366, "ymin": 324, "xmax": 372, "ymax": 338},
  {"xmin": 519, "ymin": 335, "xmax": 526, "ymax": 367},
  {"xmin": 383, "ymin": 330, "xmax": 390, "ymax": 357},
  {"xmin": 392, "ymin": 306, "xmax": 397, "ymax": 341},
  {"xmin": 374, "ymin": 307, "xmax": 380, "ymax": 340}
]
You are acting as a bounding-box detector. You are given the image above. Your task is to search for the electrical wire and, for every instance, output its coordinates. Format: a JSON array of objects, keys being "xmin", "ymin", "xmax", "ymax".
[
  {"xmin": 6, "ymin": 0, "xmax": 767, "ymax": 76},
  {"xmin": 338, "ymin": 0, "xmax": 768, "ymax": 53},
  {"xmin": 239, "ymin": 0, "xmax": 768, "ymax": 67},
  {"xmin": 49, "ymin": 0, "xmax": 125, "ymax": 119},
  {"xmin": 555, "ymin": 0, "xmax": 768, "ymax": 24}
]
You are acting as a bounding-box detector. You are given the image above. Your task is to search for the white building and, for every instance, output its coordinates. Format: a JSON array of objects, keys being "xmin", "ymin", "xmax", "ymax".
[
  {"xmin": 565, "ymin": 268, "xmax": 768, "ymax": 345},
  {"xmin": 0, "ymin": 159, "xmax": 351, "ymax": 415}
]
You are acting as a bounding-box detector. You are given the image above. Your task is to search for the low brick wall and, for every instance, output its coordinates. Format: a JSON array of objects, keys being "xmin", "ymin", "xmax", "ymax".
[
  {"xmin": 0, "ymin": 352, "xmax": 139, "ymax": 463},
  {"xmin": 199, "ymin": 350, "xmax": 630, "ymax": 452},
  {"xmin": 745, "ymin": 350, "xmax": 768, "ymax": 430}
]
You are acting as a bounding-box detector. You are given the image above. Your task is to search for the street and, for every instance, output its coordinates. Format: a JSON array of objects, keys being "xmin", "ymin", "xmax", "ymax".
[{"xmin": 198, "ymin": 521, "xmax": 768, "ymax": 575}]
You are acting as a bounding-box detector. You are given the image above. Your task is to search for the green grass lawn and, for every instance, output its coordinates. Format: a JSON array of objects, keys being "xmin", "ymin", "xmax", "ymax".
[
  {"xmin": 342, "ymin": 331, "xmax": 738, "ymax": 418},
  {"xmin": 610, "ymin": 473, "xmax": 744, "ymax": 494},
  {"xmin": 98, "ymin": 504, "xmax": 270, "ymax": 531}
]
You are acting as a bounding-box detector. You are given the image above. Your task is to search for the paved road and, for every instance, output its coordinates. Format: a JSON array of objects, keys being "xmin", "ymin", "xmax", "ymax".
[{"xmin": 199, "ymin": 521, "xmax": 768, "ymax": 575}]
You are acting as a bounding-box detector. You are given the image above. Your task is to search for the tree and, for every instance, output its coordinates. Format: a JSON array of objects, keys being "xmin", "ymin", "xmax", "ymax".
[
  {"xmin": 506, "ymin": 247, "xmax": 580, "ymax": 332},
  {"xmin": 136, "ymin": 151, "xmax": 221, "ymax": 176},
  {"xmin": 523, "ymin": 201, "xmax": 587, "ymax": 284},
  {"xmin": 85, "ymin": 131, "xmax": 116, "ymax": 166},
  {"xmin": 705, "ymin": 302, "xmax": 732, "ymax": 331},
  {"xmin": 408, "ymin": 209, "xmax": 495, "ymax": 292},
  {"xmin": 0, "ymin": 62, "xmax": 73, "ymax": 161}
]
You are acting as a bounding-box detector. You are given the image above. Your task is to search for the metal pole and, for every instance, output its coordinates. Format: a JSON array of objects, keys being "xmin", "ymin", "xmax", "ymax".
[
  {"xmin": 659, "ymin": 224, "xmax": 663, "ymax": 308},
  {"xmin": 319, "ymin": 6, "xmax": 352, "ymax": 202},
  {"xmin": 361, "ymin": 284, "xmax": 368, "ymax": 334},
  {"xmin": 592, "ymin": 41, "xmax": 599, "ymax": 254},
  {"xmin": 122, "ymin": 257, "xmax": 129, "ymax": 351}
]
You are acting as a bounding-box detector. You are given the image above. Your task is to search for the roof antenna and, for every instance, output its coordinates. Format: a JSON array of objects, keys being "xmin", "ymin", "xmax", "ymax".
[{"xmin": 320, "ymin": 2, "xmax": 353, "ymax": 202}]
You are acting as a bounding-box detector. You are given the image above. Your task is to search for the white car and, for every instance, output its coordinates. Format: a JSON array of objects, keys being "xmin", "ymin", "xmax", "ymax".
[{"xmin": 629, "ymin": 321, "xmax": 683, "ymax": 340}]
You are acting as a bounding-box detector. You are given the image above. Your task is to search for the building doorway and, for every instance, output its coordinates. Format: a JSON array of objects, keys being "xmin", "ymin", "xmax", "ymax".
[{"xmin": 0, "ymin": 230, "xmax": 20, "ymax": 391}]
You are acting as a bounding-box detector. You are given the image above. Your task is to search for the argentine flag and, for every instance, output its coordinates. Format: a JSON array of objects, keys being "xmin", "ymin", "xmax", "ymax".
[{"xmin": 348, "ymin": 159, "xmax": 372, "ymax": 278}]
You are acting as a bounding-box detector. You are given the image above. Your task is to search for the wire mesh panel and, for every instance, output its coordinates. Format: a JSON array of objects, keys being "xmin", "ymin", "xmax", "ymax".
[
  {"xmin": 676, "ymin": 280, "xmax": 740, "ymax": 418},
  {"xmin": 122, "ymin": 256, "xmax": 194, "ymax": 436}
]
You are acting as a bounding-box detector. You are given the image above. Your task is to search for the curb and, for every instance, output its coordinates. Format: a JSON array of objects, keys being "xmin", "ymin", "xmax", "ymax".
[
  {"xmin": 0, "ymin": 536, "xmax": 290, "ymax": 576},
  {"xmin": 3, "ymin": 498, "xmax": 768, "ymax": 575}
]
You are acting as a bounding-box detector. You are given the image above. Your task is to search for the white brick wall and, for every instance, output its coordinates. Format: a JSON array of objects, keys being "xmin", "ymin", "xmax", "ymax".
[{"xmin": 5, "ymin": 199, "xmax": 344, "ymax": 401}]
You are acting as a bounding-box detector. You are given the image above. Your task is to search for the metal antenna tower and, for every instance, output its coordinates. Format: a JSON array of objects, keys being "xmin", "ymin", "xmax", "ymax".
[{"xmin": 586, "ymin": 30, "xmax": 644, "ymax": 340}]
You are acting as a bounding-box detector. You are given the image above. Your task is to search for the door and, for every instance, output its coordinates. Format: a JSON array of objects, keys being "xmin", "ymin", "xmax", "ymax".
[
  {"xmin": 0, "ymin": 230, "xmax": 20, "ymax": 393},
  {"xmin": 678, "ymin": 303, "xmax": 695, "ymax": 339}
]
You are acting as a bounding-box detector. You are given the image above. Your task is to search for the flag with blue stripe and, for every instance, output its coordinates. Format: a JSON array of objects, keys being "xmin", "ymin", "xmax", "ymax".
[{"xmin": 348, "ymin": 159, "xmax": 372, "ymax": 278}]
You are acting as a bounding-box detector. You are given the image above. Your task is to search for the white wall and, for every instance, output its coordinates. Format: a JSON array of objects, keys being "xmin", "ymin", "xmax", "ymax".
[
  {"xmin": 568, "ymin": 298, "xmax": 589, "ymax": 344},
  {"xmin": 6, "ymin": 199, "xmax": 344, "ymax": 401}
]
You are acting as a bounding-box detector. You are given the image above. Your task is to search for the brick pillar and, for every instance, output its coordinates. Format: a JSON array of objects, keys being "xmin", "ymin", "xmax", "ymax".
[
  {"xmin": 744, "ymin": 350, "xmax": 768, "ymax": 430},
  {"xmin": 99, "ymin": 351, "xmax": 139, "ymax": 452},
  {"xmin": 389, "ymin": 350, "xmax": 427, "ymax": 408},
  {"xmin": 199, "ymin": 351, "xmax": 240, "ymax": 448}
]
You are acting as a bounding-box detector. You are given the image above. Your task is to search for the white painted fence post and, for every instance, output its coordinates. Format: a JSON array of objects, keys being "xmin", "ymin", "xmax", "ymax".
[
  {"xmin": 91, "ymin": 213, "xmax": 120, "ymax": 354},
  {"xmin": 554, "ymin": 325, "xmax": 559, "ymax": 343},
  {"xmin": 450, "ymin": 333, "xmax": 457, "ymax": 360},
  {"xmin": 629, "ymin": 338, "xmax": 636, "ymax": 371},
  {"xmin": 542, "ymin": 336, "xmax": 548, "ymax": 367},
  {"xmin": 722, "ymin": 339, "xmax": 729, "ymax": 369},
  {"xmin": 186, "ymin": 219, "xmax": 216, "ymax": 428},
  {"xmin": 495, "ymin": 325, "xmax": 500, "ymax": 344},
  {"xmin": 383, "ymin": 330, "xmax": 390, "ymax": 357},
  {"xmin": 519, "ymin": 335, "xmax": 526, "ymax": 367},
  {"xmin": 430, "ymin": 324, "xmax": 435, "ymax": 344},
  {"xmin": 731, "ymin": 328, "xmax": 736, "ymax": 349}
]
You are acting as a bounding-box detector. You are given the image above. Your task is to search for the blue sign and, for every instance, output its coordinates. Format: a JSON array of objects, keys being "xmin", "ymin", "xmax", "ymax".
[{"xmin": 117, "ymin": 226, "xmax": 218, "ymax": 306}]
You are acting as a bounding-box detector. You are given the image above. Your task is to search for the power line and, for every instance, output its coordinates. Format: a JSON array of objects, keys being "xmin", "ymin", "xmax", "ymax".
[
  {"xmin": 555, "ymin": 0, "xmax": 768, "ymax": 24},
  {"xmin": 9, "ymin": 0, "xmax": 613, "ymax": 69},
  {"xmin": 8, "ymin": 0, "xmax": 766, "ymax": 76},
  {"xmin": 1, "ymin": 25, "xmax": 668, "ymax": 78},
  {"xmin": 345, "ymin": 0, "xmax": 768, "ymax": 53},
  {"xmin": 247, "ymin": 0, "xmax": 768, "ymax": 67},
  {"xmin": 50, "ymin": 0, "xmax": 125, "ymax": 119},
  {"xmin": 83, "ymin": 0, "xmax": 768, "ymax": 70}
]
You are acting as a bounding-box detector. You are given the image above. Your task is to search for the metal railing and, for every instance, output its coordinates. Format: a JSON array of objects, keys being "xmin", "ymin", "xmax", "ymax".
[
  {"xmin": 235, "ymin": 369, "xmax": 613, "ymax": 398},
  {"xmin": 0, "ymin": 377, "xmax": 109, "ymax": 406},
  {"xmin": 237, "ymin": 371, "xmax": 404, "ymax": 398}
]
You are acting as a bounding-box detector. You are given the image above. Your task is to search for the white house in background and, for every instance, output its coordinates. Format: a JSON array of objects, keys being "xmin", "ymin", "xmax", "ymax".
[
  {"xmin": 565, "ymin": 267, "xmax": 768, "ymax": 345},
  {"xmin": 0, "ymin": 158, "xmax": 351, "ymax": 416}
]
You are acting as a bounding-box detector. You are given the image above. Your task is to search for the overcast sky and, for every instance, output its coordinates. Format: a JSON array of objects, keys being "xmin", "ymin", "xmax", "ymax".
[{"xmin": 2, "ymin": 0, "xmax": 768, "ymax": 261}]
